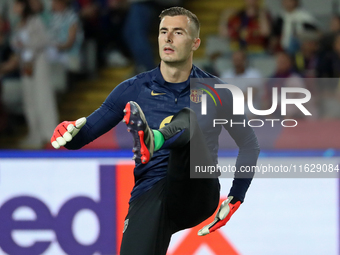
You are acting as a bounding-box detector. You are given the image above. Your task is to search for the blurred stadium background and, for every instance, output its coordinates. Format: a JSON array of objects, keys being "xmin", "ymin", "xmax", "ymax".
[{"xmin": 0, "ymin": 0, "xmax": 339, "ymax": 254}]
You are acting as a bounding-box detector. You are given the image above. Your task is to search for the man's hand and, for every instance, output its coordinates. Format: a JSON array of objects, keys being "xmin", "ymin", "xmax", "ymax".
[
  {"xmin": 51, "ymin": 117, "xmax": 86, "ymax": 149},
  {"xmin": 198, "ymin": 196, "xmax": 241, "ymax": 236}
]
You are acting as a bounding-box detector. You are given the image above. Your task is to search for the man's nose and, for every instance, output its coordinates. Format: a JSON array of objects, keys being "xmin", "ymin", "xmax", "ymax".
[{"xmin": 166, "ymin": 33, "xmax": 173, "ymax": 43}]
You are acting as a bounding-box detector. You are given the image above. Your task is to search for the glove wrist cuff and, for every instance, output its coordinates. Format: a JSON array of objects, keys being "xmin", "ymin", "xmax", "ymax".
[{"xmin": 229, "ymin": 196, "xmax": 241, "ymax": 205}]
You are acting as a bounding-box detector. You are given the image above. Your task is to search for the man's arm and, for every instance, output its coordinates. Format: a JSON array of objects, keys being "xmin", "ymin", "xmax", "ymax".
[
  {"xmin": 0, "ymin": 53, "xmax": 19, "ymax": 77},
  {"xmin": 52, "ymin": 78, "xmax": 140, "ymax": 149},
  {"xmin": 198, "ymin": 88, "xmax": 260, "ymax": 236},
  {"xmin": 222, "ymin": 90, "xmax": 260, "ymax": 202},
  {"xmin": 57, "ymin": 23, "xmax": 78, "ymax": 51},
  {"xmin": 225, "ymin": 119, "xmax": 260, "ymax": 201}
]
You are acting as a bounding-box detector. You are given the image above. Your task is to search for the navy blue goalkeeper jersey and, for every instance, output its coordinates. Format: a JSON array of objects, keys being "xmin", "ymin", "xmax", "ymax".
[{"xmin": 66, "ymin": 65, "xmax": 260, "ymax": 202}]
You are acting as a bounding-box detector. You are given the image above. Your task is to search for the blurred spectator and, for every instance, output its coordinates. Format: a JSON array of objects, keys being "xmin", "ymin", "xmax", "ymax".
[
  {"xmin": 0, "ymin": 0, "xmax": 17, "ymax": 30},
  {"xmin": 263, "ymin": 51, "xmax": 317, "ymax": 119},
  {"xmin": 268, "ymin": 51, "xmax": 299, "ymax": 78},
  {"xmin": 0, "ymin": 1, "xmax": 10, "ymax": 21},
  {"xmin": 0, "ymin": 15, "xmax": 19, "ymax": 134},
  {"xmin": 47, "ymin": 0, "xmax": 84, "ymax": 72},
  {"xmin": 219, "ymin": 0, "xmax": 271, "ymax": 54},
  {"xmin": 123, "ymin": 0, "xmax": 157, "ymax": 73},
  {"xmin": 122, "ymin": 0, "xmax": 182, "ymax": 74},
  {"xmin": 72, "ymin": 0, "xmax": 103, "ymax": 68},
  {"xmin": 270, "ymin": 0, "xmax": 318, "ymax": 54},
  {"xmin": 29, "ymin": 0, "xmax": 51, "ymax": 26},
  {"xmin": 319, "ymin": 14, "xmax": 340, "ymax": 55},
  {"xmin": 99, "ymin": 0, "xmax": 129, "ymax": 67},
  {"xmin": 293, "ymin": 32, "xmax": 319, "ymax": 78},
  {"xmin": 11, "ymin": 0, "xmax": 58, "ymax": 148},
  {"xmin": 0, "ymin": 16, "xmax": 17, "ymax": 78},
  {"xmin": 221, "ymin": 50, "xmax": 263, "ymax": 80},
  {"xmin": 317, "ymin": 33, "xmax": 340, "ymax": 79},
  {"xmin": 72, "ymin": 0, "xmax": 99, "ymax": 40},
  {"xmin": 316, "ymin": 33, "xmax": 340, "ymax": 118},
  {"xmin": 317, "ymin": 14, "xmax": 340, "ymax": 85},
  {"xmin": 220, "ymin": 50, "xmax": 263, "ymax": 118},
  {"xmin": 291, "ymin": 32, "xmax": 319, "ymax": 101}
]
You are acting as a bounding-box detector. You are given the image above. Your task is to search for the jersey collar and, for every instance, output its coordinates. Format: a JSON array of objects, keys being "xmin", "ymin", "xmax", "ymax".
[{"xmin": 152, "ymin": 64, "xmax": 197, "ymax": 86}]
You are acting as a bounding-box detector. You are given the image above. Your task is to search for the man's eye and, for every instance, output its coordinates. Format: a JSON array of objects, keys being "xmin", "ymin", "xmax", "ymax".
[
  {"xmin": 160, "ymin": 31, "xmax": 167, "ymax": 34},
  {"xmin": 176, "ymin": 32, "xmax": 182, "ymax": 35}
]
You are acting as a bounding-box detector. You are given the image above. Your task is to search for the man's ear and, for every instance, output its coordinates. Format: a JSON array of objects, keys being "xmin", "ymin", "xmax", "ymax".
[{"xmin": 192, "ymin": 37, "xmax": 201, "ymax": 51}]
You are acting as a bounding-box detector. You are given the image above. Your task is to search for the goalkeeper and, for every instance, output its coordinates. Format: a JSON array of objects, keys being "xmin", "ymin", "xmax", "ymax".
[{"xmin": 51, "ymin": 7, "xmax": 260, "ymax": 255}]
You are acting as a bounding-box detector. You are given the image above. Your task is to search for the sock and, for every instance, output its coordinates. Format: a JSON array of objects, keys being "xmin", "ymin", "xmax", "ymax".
[{"xmin": 152, "ymin": 130, "xmax": 164, "ymax": 151}]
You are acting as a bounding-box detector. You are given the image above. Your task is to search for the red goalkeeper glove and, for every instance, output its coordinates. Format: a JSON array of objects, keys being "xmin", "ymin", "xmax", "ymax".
[
  {"xmin": 198, "ymin": 196, "xmax": 241, "ymax": 236},
  {"xmin": 50, "ymin": 117, "xmax": 86, "ymax": 149}
]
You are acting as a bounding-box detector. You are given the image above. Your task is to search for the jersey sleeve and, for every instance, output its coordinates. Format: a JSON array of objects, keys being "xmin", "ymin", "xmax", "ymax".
[
  {"xmin": 217, "ymin": 88, "xmax": 260, "ymax": 202},
  {"xmin": 65, "ymin": 78, "xmax": 141, "ymax": 149}
]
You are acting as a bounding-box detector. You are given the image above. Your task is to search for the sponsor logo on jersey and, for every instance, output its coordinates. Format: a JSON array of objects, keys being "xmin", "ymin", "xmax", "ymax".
[{"xmin": 151, "ymin": 91, "xmax": 166, "ymax": 96}]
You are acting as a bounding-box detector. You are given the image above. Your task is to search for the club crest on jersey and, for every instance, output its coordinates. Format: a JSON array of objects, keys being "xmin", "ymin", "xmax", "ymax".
[{"xmin": 190, "ymin": 89, "xmax": 203, "ymax": 103}]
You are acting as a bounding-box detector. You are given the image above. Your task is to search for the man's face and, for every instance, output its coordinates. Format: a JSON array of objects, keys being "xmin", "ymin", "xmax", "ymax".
[
  {"xmin": 331, "ymin": 16, "xmax": 340, "ymax": 32},
  {"xmin": 282, "ymin": 0, "xmax": 297, "ymax": 12},
  {"xmin": 245, "ymin": 0, "xmax": 259, "ymax": 8},
  {"xmin": 232, "ymin": 51, "xmax": 246, "ymax": 70},
  {"xmin": 52, "ymin": 0, "xmax": 65, "ymax": 12},
  {"xmin": 158, "ymin": 15, "xmax": 200, "ymax": 64},
  {"xmin": 30, "ymin": 0, "xmax": 43, "ymax": 13},
  {"xmin": 276, "ymin": 53, "xmax": 291, "ymax": 73},
  {"xmin": 13, "ymin": 1, "xmax": 24, "ymax": 16}
]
